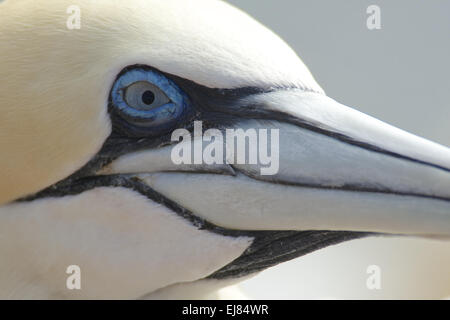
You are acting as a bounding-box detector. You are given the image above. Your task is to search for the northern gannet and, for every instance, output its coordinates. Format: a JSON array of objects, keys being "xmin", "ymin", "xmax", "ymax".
[{"xmin": 0, "ymin": 0, "xmax": 449, "ymax": 299}]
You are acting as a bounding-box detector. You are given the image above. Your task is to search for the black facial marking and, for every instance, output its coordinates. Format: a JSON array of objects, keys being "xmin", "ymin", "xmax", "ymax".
[
  {"xmin": 209, "ymin": 230, "xmax": 372, "ymax": 279},
  {"xmin": 30, "ymin": 65, "xmax": 275, "ymax": 187},
  {"xmin": 19, "ymin": 174, "xmax": 372, "ymax": 279},
  {"xmin": 36, "ymin": 64, "xmax": 447, "ymax": 191}
]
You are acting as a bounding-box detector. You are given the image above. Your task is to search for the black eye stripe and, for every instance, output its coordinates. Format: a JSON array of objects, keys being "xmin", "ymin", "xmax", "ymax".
[
  {"xmin": 21, "ymin": 65, "xmax": 272, "ymax": 199},
  {"xmin": 115, "ymin": 65, "xmax": 272, "ymax": 113}
]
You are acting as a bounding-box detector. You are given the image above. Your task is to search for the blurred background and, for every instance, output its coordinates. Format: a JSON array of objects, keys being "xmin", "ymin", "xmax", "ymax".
[{"xmin": 226, "ymin": 0, "xmax": 450, "ymax": 299}]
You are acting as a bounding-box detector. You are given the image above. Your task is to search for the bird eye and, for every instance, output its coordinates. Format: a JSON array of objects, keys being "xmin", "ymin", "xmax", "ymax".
[{"xmin": 110, "ymin": 67, "xmax": 190, "ymax": 137}]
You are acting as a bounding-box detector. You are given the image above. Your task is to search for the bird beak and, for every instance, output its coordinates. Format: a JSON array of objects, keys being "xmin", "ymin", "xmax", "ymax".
[{"xmin": 103, "ymin": 89, "xmax": 450, "ymax": 238}]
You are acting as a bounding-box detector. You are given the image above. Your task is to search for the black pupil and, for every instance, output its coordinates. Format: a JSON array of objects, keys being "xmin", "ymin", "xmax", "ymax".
[{"xmin": 141, "ymin": 90, "xmax": 155, "ymax": 105}]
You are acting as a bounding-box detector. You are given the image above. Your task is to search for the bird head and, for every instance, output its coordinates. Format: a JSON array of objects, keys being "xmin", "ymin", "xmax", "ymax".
[{"xmin": 0, "ymin": 0, "xmax": 449, "ymax": 299}]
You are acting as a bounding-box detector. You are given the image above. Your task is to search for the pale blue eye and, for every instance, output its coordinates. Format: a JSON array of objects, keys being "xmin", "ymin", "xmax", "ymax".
[{"xmin": 110, "ymin": 68, "xmax": 190, "ymax": 136}]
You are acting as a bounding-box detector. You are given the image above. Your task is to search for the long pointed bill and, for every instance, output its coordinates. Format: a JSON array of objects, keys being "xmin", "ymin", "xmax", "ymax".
[{"xmin": 104, "ymin": 90, "xmax": 450, "ymax": 238}]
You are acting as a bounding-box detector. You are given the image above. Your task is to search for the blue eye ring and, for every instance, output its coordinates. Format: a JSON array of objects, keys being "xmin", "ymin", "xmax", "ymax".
[{"xmin": 110, "ymin": 67, "xmax": 190, "ymax": 136}]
